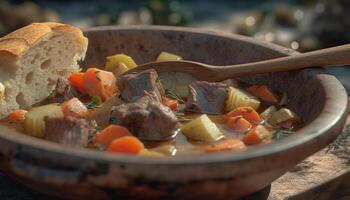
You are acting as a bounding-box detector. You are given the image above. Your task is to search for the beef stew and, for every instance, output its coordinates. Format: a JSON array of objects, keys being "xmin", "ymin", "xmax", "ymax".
[{"xmin": 2, "ymin": 52, "xmax": 301, "ymax": 156}]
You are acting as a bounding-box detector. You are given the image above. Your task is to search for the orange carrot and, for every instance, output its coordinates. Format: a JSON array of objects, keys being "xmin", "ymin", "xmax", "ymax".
[
  {"xmin": 61, "ymin": 97, "xmax": 89, "ymax": 118},
  {"xmin": 243, "ymin": 125, "xmax": 270, "ymax": 145},
  {"xmin": 107, "ymin": 136, "xmax": 145, "ymax": 154},
  {"xmin": 68, "ymin": 72, "xmax": 85, "ymax": 93},
  {"xmin": 8, "ymin": 109, "xmax": 27, "ymax": 123},
  {"xmin": 226, "ymin": 106, "xmax": 261, "ymax": 124},
  {"xmin": 246, "ymin": 85, "xmax": 278, "ymax": 103},
  {"xmin": 226, "ymin": 116, "xmax": 252, "ymax": 132},
  {"xmin": 83, "ymin": 68, "xmax": 117, "ymax": 101},
  {"xmin": 93, "ymin": 125, "xmax": 132, "ymax": 146},
  {"xmin": 206, "ymin": 138, "xmax": 247, "ymax": 153},
  {"xmin": 162, "ymin": 97, "xmax": 179, "ymax": 110}
]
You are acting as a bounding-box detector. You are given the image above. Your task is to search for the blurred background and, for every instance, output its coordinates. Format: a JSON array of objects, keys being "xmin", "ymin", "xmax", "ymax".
[{"xmin": 0, "ymin": 0, "xmax": 349, "ymax": 90}]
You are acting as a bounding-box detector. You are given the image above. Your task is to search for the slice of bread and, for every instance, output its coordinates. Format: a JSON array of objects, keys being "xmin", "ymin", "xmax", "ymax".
[{"xmin": 0, "ymin": 22, "xmax": 88, "ymax": 118}]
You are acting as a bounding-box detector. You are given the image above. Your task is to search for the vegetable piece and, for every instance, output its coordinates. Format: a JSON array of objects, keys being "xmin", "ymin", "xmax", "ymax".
[
  {"xmin": 226, "ymin": 116, "xmax": 252, "ymax": 132},
  {"xmin": 61, "ymin": 97, "xmax": 89, "ymax": 118},
  {"xmin": 278, "ymin": 120, "xmax": 294, "ymax": 129},
  {"xmin": 180, "ymin": 114, "xmax": 223, "ymax": 142},
  {"xmin": 93, "ymin": 125, "xmax": 132, "ymax": 147},
  {"xmin": 246, "ymin": 85, "xmax": 278, "ymax": 103},
  {"xmin": 68, "ymin": 72, "xmax": 85, "ymax": 93},
  {"xmin": 221, "ymin": 79, "xmax": 238, "ymax": 87},
  {"xmin": 243, "ymin": 125, "xmax": 271, "ymax": 145},
  {"xmin": 279, "ymin": 92, "xmax": 288, "ymax": 106},
  {"xmin": 268, "ymin": 108, "xmax": 298, "ymax": 125},
  {"xmin": 226, "ymin": 87, "xmax": 260, "ymax": 112},
  {"xmin": 138, "ymin": 149, "xmax": 164, "ymax": 157},
  {"xmin": 260, "ymin": 106, "xmax": 277, "ymax": 121},
  {"xmin": 0, "ymin": 83, "xmax": 5, "ymax": 99},
  {"xmin": 156, "ymin": 51, "xmax": 182, "ymax": 61},
  {"xmin": 162, "ymin": 96, "xmax": 179, "ymax": 110},
  {"xmin": 150, "ymin": 144, "xmax": 177, "ymax": 156},
  {"xmin": 226, "ymin": 106, "xmax": 261, "ymax": 124},
  {"xmin": 206, "ymin": 138, "xmax": 247, "ymax": 153},
  {"xmin": 8, "ymin": 109, "xmax": 27, "ymax": 123},
  {"xmin": 107, "ymin": 136, "xmax": 145, "ymax": 154},
  {"xmin": 105, "ymin": 54, "xmax": 137, "ymax": 70},
  {"xmin": 83, "ymin": 68, "xmax": 117, "ymax": 101},
  {"xmin": 24, "ymin": 104, "xmax": 64, "ymax": 137},
  {"xmin": 112, "ymin": 62, "xmax": 129, "ymax": 76}
]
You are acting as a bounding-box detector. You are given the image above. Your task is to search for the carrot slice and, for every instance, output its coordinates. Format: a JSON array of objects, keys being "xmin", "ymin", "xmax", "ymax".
[
  {"xmin": 68, "ymin": 72, "xmax": 85, "ymax": 93},
  {"xmin": 226, "ymin": 116, "xmax": 252, "ymax": 132},
  {"xmin": 226, "ymin": 106, "xmax": 261, "ymax": 124},
  {"xmin": 83, "ymin": 68, "xmax": 117, "ymax": 101},
  {"xmin": 206, "ymin": 138, "xmax": 247, "ymax": 153},
  {"xmin": 93, "ymin": 125, "xmax": 132, "ymax": 146},
  {"xmin": 107, "ymin": 136, "xmax": 145, "ymax": 154},
  {"xmin": 243, "ymin": 125, "xmax": 270, "ymax": 145},
  {"xmin": 162, "ymin": 97, "xmax": 179, "ymax": 110},
  {"xmin": 8, "ymin": 109, "xmax": 27, "ymax": 123},
  {"xmin": 246, "ymin": 85, "xmax": 278, "ymax": 103},
  {"xmin": 61, "ymin": 97, "xmax": 89, "ymax": 118}
]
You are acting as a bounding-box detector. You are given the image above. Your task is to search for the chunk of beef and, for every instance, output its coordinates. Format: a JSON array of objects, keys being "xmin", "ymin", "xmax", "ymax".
[
  {"xmin": 44, "ymin": 116, "xmax": 94, "ymax": 147},
  {"xmin": 186, "ymin": 81, "xmax": 228, "ymax": 114},
  {"xmin": 118, "ymin": 69, "xmax": 164, "ymax": 102},
  {"xmin": 111, "ymin": 95, "xmax": 178, "ymax": 141},
  {"xmin": 49, "ymin": 77, "xmax": 79, "ymax": 103}
]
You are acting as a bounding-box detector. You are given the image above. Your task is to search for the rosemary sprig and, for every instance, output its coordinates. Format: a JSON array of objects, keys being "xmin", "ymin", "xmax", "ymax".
[
  {"xmin": 165, "ymin": 89, "xmax": 185, "ymax": 103},
  {"xmin": 272, "ymin": 130, "xmax": 293, "ymax": 140}
]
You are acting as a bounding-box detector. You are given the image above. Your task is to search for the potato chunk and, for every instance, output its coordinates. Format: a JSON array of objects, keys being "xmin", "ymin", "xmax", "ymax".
[
  {"xmin": 181, "ymin": 114, "xmax": 223, "ymax": 142},
  {"xmin": 105, "ymin": 54, "xmax": 137, "ymax": 70},
  {"xmin": 260, "ymin": 106, "xmax": 277, "ymax": 120},
  {"xmin": 156, "ymin": 51, "xmax": 182, "ymax": 61},
  {"xmin": 226, "ymin": 87, "xmax": 260, "ymax": 112},
  {"xmin": 24, "ymin": 104, "xmax": 64, "ymax": 137},
  {"xmin": 268, "ymin": 108, "xmax": 298, "ymax": 125}
]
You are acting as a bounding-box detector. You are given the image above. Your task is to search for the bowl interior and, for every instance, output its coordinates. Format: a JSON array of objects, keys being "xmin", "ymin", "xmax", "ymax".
[{"xmin": 82, "ymin": 25, "xmax": 324, "ymax": 126}]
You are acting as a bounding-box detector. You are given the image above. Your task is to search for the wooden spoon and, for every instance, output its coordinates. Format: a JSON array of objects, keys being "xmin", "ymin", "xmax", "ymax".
[{"xmin": 128, "ymin": 44, "xmax": 350, "ymax": 81}]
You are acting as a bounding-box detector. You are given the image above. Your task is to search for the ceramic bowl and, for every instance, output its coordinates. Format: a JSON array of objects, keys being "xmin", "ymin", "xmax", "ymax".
[{"xmin": 0, "ymin": 26, "xmax": 347, "ymax": 200}]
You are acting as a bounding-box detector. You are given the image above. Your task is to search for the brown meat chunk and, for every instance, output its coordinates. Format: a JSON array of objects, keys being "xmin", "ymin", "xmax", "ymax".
[
  {"xmin": 111, "ymin": 95, "xmax": 178, "ymax": 141},
  {"xmin": 118, "ymin": 69, "xmax": 164, "ymax": 102},
  {"xmin": 186, "ymin": 81, "xmax": 228, "ymax": 114},
  {"xmin": 49, "ymin": 77, "xmax": 79, "ymax": 103},
  {"xmin": 44, "ymin": 116, "xmax": 94, "ymax": 147}
]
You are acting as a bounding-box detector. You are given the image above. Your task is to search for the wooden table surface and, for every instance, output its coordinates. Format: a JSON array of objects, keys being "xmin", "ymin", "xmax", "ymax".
[{"xmin": 0, "ymin": 104, "xmax": 349, "ymax": 200}]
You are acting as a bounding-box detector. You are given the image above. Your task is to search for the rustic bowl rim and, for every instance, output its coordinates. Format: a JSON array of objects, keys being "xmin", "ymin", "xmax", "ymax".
[{"xmin": 0, "ymin": 25, "xmax": 348, "ymax": 165}]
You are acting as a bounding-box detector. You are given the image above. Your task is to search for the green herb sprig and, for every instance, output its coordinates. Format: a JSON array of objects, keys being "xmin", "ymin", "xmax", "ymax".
[
  {"xmin": 272, "ymin": 130, "xmax": 293, "ymax": 140},
  {"xmin": 85, "ymin": 96, "xmax": 102, "ymax": 109},
  {"xmin": 165, "ymin": 89, "xmax": 184, "ymax": 103}
]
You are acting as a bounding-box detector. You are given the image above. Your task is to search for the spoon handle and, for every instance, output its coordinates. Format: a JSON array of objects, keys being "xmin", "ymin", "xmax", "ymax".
[{"xmin": 214, "ymin": 44, "xmax": 350, "ymax": 79}]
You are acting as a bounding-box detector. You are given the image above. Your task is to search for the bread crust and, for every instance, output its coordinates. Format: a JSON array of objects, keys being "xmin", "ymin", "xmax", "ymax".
[{"xmin": 0, "ymin": 22, "xmax": 87, "ymax": 58}]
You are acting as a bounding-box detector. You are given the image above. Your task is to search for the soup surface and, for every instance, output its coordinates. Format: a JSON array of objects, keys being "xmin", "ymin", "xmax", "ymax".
[{"xmin": 3, "ymin": 52, "xmax": 301, "ymax": 156}]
